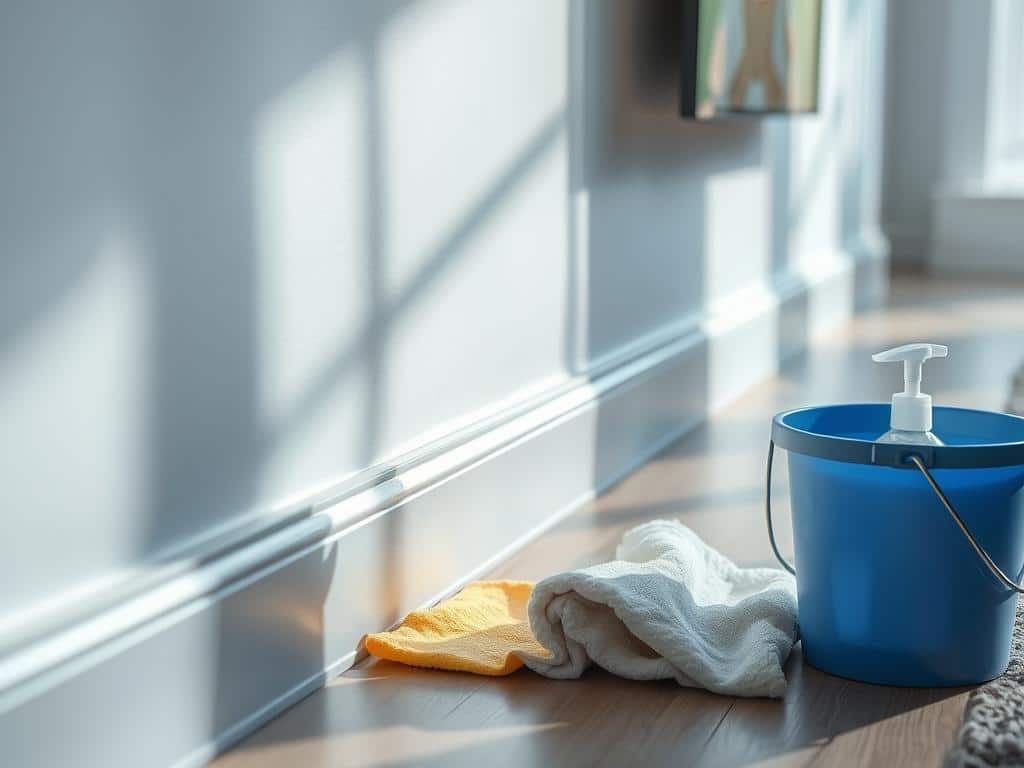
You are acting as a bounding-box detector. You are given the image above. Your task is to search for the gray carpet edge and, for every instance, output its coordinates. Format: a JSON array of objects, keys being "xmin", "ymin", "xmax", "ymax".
[{"xmin": 946, "ymin": 600, "xmax": 1024, "ymax": 768}]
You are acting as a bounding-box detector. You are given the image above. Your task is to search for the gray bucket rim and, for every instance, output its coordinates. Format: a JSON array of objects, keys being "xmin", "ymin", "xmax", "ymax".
[{"xmin": 772, "ymin": 403, "xmax": 1024, "ymax": 469}]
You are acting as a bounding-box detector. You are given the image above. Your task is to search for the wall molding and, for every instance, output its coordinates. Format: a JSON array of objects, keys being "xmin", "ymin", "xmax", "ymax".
[
  {"xmin": 0, "ymin": 244, "xmax": 887, "ymax": 768},
  {"xmin": 931, "ymin": 185, "xmax": 1024, "ymax": 273}
]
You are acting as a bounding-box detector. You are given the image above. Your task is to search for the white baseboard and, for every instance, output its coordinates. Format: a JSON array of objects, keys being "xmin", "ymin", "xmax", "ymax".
[
  {"xmin": 931, "ymin": 185, "xmax": 1024, "ymax": 273},
  {"xmin": 0, "ymin": 245, "xmax": 887, "ymax": 768}
]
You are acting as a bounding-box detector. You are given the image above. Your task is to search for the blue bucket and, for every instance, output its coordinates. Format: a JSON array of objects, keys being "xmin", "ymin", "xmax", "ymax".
[{"xmin": 767, "ymin": 403, "xmax": 1024, "ymax": 686}]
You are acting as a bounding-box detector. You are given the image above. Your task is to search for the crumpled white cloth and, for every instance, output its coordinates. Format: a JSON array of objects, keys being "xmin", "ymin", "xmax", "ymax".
[{"xmin": 519, "ymin": 519, "xmax": 798, "ymax": 698}]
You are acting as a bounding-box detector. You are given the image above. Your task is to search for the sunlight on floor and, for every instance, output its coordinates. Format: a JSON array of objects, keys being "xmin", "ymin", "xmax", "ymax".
[{"xmin": 230, "ymin": 722, "xmax": 568, "ymax": 768}]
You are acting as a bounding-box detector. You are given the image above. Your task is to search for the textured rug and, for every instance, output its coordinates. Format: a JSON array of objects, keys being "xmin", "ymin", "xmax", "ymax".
[
  {"xmin": 946, "ymin": 600, "xmax": 1024, "ymax": 767},
  {"xmin": 945, "ymin": 369, "xmax": 1024, "ymax": 766}
]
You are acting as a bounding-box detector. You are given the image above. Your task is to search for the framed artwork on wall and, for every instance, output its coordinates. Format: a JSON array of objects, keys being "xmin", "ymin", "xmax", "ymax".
[{"xmin": 680, "ymin": 0, "xmax": 823, "ymax": 120}]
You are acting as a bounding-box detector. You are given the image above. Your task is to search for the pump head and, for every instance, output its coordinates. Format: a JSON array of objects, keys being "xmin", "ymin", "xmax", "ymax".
[{"xmin": 872, "ymin": 343, "xmax": 948, "ymax": 432}]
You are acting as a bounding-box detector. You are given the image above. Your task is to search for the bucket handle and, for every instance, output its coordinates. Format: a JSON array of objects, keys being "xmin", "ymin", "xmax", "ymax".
[
  {"xmin": 765, "ymin": 441, "xmax": 796, "ymax": 575},
  {"xmin": 765, "ymin": 440, "xmax": 1024, "ymax": 592}
]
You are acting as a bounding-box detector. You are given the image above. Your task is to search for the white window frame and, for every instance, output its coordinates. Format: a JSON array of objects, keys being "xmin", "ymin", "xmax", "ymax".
[{"xmin": 985, "ymin": 0, "xmax": 1024, "ymax": 186}]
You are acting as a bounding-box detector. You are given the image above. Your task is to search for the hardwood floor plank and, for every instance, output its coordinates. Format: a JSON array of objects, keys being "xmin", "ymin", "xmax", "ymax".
[
  {"xmin": 694, "ymin": 647, "xmax": 972, "ymax": 768},
  {"xmin": 808, "ymin": 687, "xmax": 969, "ymax": 768}
]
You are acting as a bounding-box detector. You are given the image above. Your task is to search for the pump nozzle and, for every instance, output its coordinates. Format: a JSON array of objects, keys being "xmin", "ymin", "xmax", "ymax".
[{"xmin": 872, "ymin": 343, "xmax": 948, "ymax": 432}]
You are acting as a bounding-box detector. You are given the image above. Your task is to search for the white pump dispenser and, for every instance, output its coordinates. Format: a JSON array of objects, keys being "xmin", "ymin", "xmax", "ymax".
[{"xmin": 872, "ymin": 343, "xmax": 947, "ymax": 445}]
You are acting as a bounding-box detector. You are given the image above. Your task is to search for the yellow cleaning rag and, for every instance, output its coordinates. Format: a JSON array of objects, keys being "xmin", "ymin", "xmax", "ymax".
[{"xmin": 365, "ymin": 580, "xmax": 550, "ymax": 675}]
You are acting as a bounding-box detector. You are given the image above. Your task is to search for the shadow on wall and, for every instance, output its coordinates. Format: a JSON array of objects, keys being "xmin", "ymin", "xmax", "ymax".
[
  {"xmin": 580, "ymin": 0, "xmax": 890, "ymax": 578},
  {"xmin": 216, "ymin": 0, "xmax": 887, "ymax": 756},
  {"xmin": 0, "ymin": 0, "xmax": 891, "ymax": 762},
  {"xmin": 170, "ymin": 0, "xmax": 570, "ymax": 753},
  {"xmin": 144, "ymin": 1, "xmax": 417, "ymax": 750},
  {"xmin": 583, "ymin": 0, "xmax": 888, "ymax": 414},
  {"xmin": 577, "ymin": 0, "xmax": 782, "ymax": 490},
  {"xmin": 4, "ymin": 0, "xmax": 575, "ymax": 760},
  {"xmin": 571, "ymin": 0, "xmax": 767, "ymax": 436}
]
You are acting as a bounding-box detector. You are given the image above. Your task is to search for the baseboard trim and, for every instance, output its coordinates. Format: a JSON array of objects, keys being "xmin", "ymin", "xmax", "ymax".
[
  {"xmin": 177, "ymin": 419, "xmax": 694, "ymax": 768},
  {"xmin": 0, "ymin": 245, "xmax": 887, "ymax": 768}
]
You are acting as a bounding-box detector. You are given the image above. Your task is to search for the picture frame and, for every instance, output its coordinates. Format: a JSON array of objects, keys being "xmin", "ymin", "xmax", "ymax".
[{"xmin": 680, "ymin": 0, "xmax": 823, "ymax": 120}]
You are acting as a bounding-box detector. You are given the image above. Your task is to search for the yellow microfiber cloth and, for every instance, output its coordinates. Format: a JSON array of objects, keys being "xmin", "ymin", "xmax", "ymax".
[{"xmin": 365, "ymin": 580, "xmax": 550, "ymax": 675}]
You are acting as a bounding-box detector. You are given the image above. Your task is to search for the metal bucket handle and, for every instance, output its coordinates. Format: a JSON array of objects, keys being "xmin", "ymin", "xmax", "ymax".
[{"xmin": 765, "ymin": 439, "xmax": 1024, "ymax": 593}]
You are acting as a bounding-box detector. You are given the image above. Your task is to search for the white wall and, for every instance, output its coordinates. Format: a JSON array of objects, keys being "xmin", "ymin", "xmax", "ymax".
[
  {"xmin": 882, "ymin": 0, "xmax": 947, "ymax": 265},
  {"xmin": 882, "ymin": 0, "xmax": 1024, "ymax": 268},
  {"xmin": 0, "ymin": 0, "xmax": 888, "ymax": 643}
]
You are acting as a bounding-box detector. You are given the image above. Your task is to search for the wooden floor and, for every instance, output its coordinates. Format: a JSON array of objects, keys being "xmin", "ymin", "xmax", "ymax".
[{"xmin": 213, "ymin": 274, "xmax": 1024, "ymax": 768}]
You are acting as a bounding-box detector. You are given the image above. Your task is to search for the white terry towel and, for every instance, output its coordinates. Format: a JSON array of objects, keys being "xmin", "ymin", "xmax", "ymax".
[{"xmin": 520, "ymin": 519, "xmax": 798, "ymax": 698}]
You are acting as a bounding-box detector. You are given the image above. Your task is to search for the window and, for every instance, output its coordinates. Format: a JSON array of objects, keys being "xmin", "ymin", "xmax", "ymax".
[{"xmin": 986, "ymin": 0, "xmax": 1024, "ymax": 185}]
